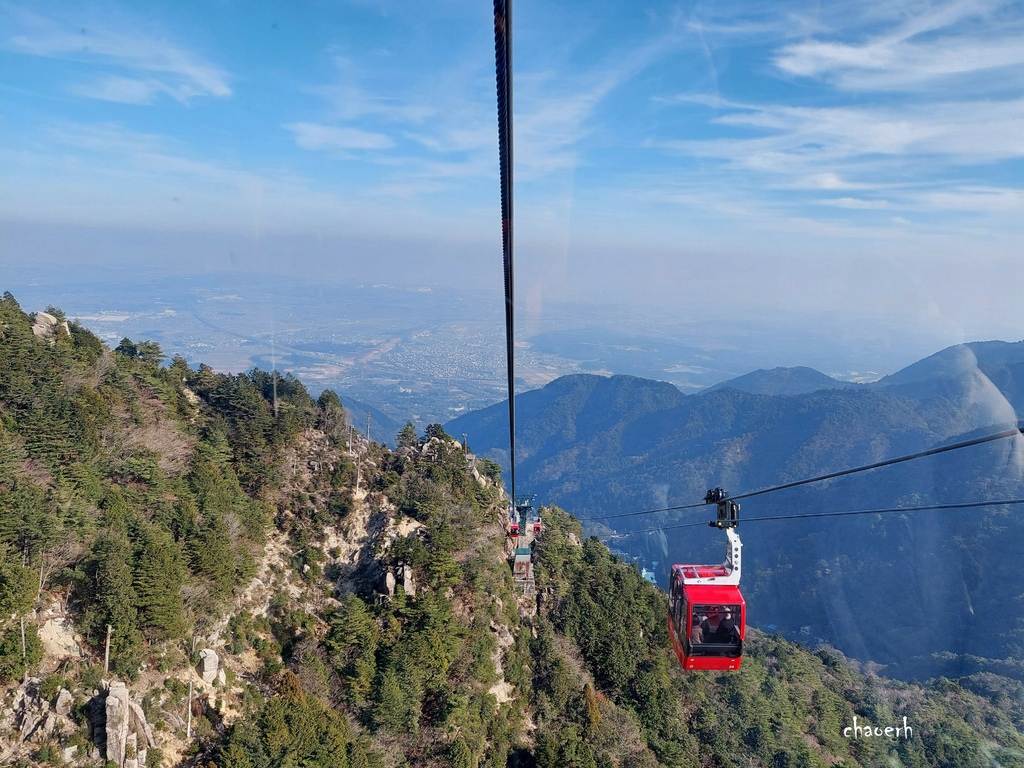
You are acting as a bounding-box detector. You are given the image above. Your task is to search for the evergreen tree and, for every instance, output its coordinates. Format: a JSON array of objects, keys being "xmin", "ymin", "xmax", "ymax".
[
  {"xmin": 114, "ymin": 338, "xmax": 139, "ymax": 358},
  {"xmin": 373, "ymin": 664, "xmax": 412, "ymax": 734},
  {"xmin": 133, "ymin": 526, "xmax": 187, "ymax": 640},
  {"xmin": 0, "ymin": 545, "xmax": 34, "ymax": 618},
  {"xmin": 0, "ymin": 478, "xmax": 57, "ymax": 561},
  {"xmin": 0, "ymin": 623, "xmax": 42, "ymax": 683},
  {"xmin": 397, "ymin": 421, "xmax": 419, "ymax": 449},
  {"xmin": 190, "ymin": 507, "xmax": 235, "ymax": 598},
  {"xmin": 87, "ymin": 533, "xmax": 142, "ymax": 673},
  {"xmin": 425, "ymin": 423, "xmax": 451, "ymax": 442},
  {"xmin": 136, "ymin": 340, "xmax": 165, "ymax": 366},
  {"xmin": 324, "ymin": 594, "xmax": 379, "ymax": 707},
  {"xmin": 317, "ymin": 389, "xmax": 348, "ymax": 443}
]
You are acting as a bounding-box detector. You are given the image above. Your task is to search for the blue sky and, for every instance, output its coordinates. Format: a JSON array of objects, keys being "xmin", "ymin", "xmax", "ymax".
[{"xmin": 3, "ymin": 0, "xmax": 1024, "ymax": 346}]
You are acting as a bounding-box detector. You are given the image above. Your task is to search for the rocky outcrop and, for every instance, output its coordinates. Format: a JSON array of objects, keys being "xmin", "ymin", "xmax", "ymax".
[
  {"xmin": 105, "ymin": 681, "xmax": 131, "ymax": 767},
  {"xmin": 199, "ymin": 648, "xmax": 219, "ymax": 683},
  {"xmin": 79, "ymin": 680, "xmax": 160, "ymax": 768},
  {"xmin": 38, "ymin": 614, "xmax": 85, "ymax": 660},
  {"xmin": 54, "ymin": 688, "xmax": 72, "ymax": 716},
  {"xmin": 31, "ymin": 311, "xmax": 70, "ymax": 342},
  {"xmin": 0, "ymin": 678, "xmax": 77, "ymax": 763},
  {"xmin": 402, "ymin": 563, "xmax": 416, "ymax": 597}
]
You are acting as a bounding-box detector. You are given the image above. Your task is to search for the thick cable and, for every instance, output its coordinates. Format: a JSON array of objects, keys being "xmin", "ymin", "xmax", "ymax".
[
  {"xmin": 493, "ymin": 0, "xmax": 516, "ymax": 505},
  {"xmin": 603, "ymin": 498, "xmax": 1024, "ymax": 538},
  {"xmin": 579, "ymin": 422, "xmax": 1023, "ymax": 522},
  {"xmin": 731, "ymin": 423, "xmax": 1024, "ymax": 502}
]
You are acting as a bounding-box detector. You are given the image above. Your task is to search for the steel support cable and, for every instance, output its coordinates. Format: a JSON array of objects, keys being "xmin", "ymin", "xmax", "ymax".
[
  {"xmin": 580, "ymin": 421, "xmax": 1024, "ymax": 521},
  {"xmin": 603, "ymin": 498, "xmax": 1024, "ymax": 538},
  {"xmin": 493, "ymin": 0, "xmax": 516, "ymax": 506}
]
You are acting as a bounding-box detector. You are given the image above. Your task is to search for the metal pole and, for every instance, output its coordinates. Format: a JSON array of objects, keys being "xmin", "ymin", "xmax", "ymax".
[
  {"xmin": 104, "ymin": 624, "xmax": 112, "ymax": 674},
  {"xmin": 20, "ymin": 617, "xmax": 26, "ymax": 683},
  {"xmin": 186, "ymin": 674, "xmax": 194, "ymax": 739}
]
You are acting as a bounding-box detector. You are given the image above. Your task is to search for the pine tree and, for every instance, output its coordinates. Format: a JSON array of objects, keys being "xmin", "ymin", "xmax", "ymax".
[
  {"xmin": 324, "ymin": 595, "xmax": 379, "ymax": 706},
  {"xmin": 317, "ymin": 389, "xmax": 348, "ymax": 444},
  {"xmin": 88, "ymin": 533, "xmax": 142, "ymax": 671},
  {"xmin": 398, "ymin": 421, "xmax": 419, "ymax": 449},
  {"xmin": 190, "ymin": 507, "xmax": 235, "ymax": 598},
  {"xmin": 0, "ymin": 545, "xmax": 34, "ymax": 618},
  {"xmin": 0, "ymin": 478, "xmax": 58, "ymax": 563},
  {"xmin": 133, "ymin": 526, "xmax": 187, "ymax": 640}
]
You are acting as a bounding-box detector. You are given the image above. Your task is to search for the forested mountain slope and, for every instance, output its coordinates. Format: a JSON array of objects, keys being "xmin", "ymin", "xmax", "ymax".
[
  {"xmin": 447, "ymin": 346, "xmax": 1024, "ymax": 680},
  {"xmin": 2, "ymin": 292, "xmax": 1023, "ymax": 768}
]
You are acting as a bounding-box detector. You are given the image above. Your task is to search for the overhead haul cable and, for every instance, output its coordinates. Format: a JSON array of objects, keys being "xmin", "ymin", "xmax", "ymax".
[
  {"xmin": 579, "ymin": 421, "xmax": 1024, "ymax": 522},
  {"xmin": 604, "ymin": 498, "xmax": 1024, "ymax": 538},
  {"xmin": 493, "ymin": 0, "xmax": 516, "ymax": 505}
]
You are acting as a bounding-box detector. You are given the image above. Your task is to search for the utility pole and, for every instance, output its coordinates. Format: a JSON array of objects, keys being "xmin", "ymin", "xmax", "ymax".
[
  {"xmin": 187, "ymin": 634, "xmax": 198, "ymax": 739},
  {"xmin": 186, "ymin": 674, "xmax": 194, "ymax": 739},
  {"xmin": 20, "ymin": 617, "xmax": 25, "ymax": 660},
  {"xmin": 104, "ymin": 624, "xmax": 113, "ymax": 674},
  {"xmin": 20, "ymin": 617, "xmax": 26, "ymax": 682}
]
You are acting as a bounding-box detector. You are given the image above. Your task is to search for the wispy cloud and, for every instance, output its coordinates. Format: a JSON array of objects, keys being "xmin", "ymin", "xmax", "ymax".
[
  {"xmin": 774, "ymin": 0, "xmax": 1024, "ymax": 92},
  {"xmin": 1, "ymin": 120, "xmax": 496, "ymax": 240},
  {"xmin": 3, "ymin": 6, "xmax": 230, "ymax": 103},
  {"xmin": 819, "ymin": 197, "xmax": 890, "ymax": 210},
  {"xmin": 285, "ymin": 122, "xmax": 394, "ymax": 152}
]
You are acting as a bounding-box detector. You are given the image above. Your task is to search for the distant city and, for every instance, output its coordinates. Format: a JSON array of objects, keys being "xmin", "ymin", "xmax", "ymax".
[{"xmin": 5, "ymin": 265, "xmax": 960, "ymax": 429}]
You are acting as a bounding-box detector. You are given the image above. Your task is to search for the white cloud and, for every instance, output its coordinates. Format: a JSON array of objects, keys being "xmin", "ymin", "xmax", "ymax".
[
  {"xmin": 820, "ymin": 198, "xmax": 889, "ymax": 210},
  {"xmin": 70, "ymin": 75, "xmax": 201, "ymax": 105},
  {"xmin": 774, "ymin": 0, "xmax": 1024, "ymax": 91},
  {"xmin": 3, "ymin": 8, "xmax": 230, "ymax": 103},
  {"xmin": 777, "ymin": 37, "xmax": 1024, "ymax": 91},
  {"xmin": 285, "ymin": 122, "xmax": 394, "ymax": 152},
  {"xmin": 919, "ymin": 186, "xmax": 1024, "ymax": 213},
  {"xmin": 656, "ymin": 98, "xmax": 1024, "ymax": 193}
]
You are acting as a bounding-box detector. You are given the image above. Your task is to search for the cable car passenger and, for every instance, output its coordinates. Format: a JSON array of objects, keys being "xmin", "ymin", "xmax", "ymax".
[
  {"xmin": 688, "ymin": 604, "xmax": 742, "ymax": 659},
  {"xmin": 698, "ymin": 608, "xmax": 740, "ymax": 645}
]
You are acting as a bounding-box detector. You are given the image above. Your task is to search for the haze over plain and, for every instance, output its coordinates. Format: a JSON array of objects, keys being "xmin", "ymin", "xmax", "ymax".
[{"xmin": 3, "ymin": 0, "xmax": 1024, "ymax": 392}]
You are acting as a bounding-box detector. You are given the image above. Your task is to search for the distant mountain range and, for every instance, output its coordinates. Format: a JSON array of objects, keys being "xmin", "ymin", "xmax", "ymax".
[
  {"xmin": 701, "ymin": 365, "xmax": 852, "ymax": 396},
  {"xmin": 448, "ymin": 340, "xmax": 1024, "ymax": 680}
]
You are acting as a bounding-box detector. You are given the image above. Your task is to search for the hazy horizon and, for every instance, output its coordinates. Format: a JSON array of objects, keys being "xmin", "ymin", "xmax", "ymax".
[{"xmin": 4, "ymin": 0, "xmax": 1024, "ymax": 399}]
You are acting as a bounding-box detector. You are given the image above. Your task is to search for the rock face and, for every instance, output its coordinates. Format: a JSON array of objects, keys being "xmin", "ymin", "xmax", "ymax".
[
  {"xmin": 30, "ymin": 311, "xmax": 70, "ymax": 342},
  {"xmin": 86, "ymin": 681, "xmax": 159, "ymax": 768},
  {"xmin": 39, "ymin": 615, "xmax": 84, "ymax": 659},
  {"xmin": 199, "ymin": 648, "xmax": 219, "ymax": 683},
  {"xmin": 402, "ymin": 563, "xmax": 416, "ymax": 597},
  {"xmin": 55, "ymin": 688, "xmax": 73, "ymax": 717},
  {"xmin": 0, "ymin": 678, "xmax": 76, "ymax": 754},
  {"xmin": 105, "ymin": 681, "xmax": 131, "ymax": 767}
]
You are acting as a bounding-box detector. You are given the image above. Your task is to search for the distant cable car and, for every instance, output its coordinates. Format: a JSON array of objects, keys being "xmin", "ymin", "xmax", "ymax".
[
  {"xmin": 509, "ymin": 522, "xmax": 519, "ymax": 537},
  {"xmin": 667, "ymin": 489, "xmax": 745, "ymax": 671},
  {"xmin": 533, "ymin": 518, "xmax": 542, "ymax": 536}
]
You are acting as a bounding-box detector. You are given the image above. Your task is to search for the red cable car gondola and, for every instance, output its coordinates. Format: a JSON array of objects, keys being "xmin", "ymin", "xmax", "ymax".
[{"xmin": 667, "ymin": 489, "xmax": 746, "ymax": 671}]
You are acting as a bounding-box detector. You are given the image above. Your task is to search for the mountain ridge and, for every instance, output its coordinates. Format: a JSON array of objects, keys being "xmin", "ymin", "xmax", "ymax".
[
  {"xmin": 447, "ymin": 339, "xmax": 1024, "ymax": 682},
  {"xmin": 2, "ymin": 293, "xmax": 1023, "ymax": 767}
]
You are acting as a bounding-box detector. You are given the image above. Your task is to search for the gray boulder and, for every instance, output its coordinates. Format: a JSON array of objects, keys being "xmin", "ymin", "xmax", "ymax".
[{"xmin": 198, "ymin": 648, "xmax": 219, "ymax": 683}]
